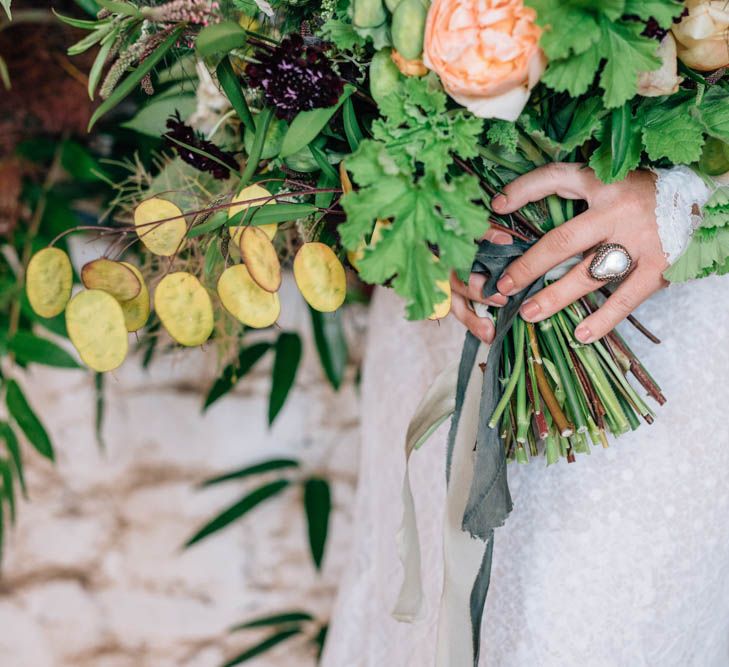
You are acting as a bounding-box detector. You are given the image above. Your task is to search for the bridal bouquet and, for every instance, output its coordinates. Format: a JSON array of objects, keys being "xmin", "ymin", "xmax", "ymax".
[{"xmin": 19, "ymin": 0, "xmax": 729, "ymax": 660}]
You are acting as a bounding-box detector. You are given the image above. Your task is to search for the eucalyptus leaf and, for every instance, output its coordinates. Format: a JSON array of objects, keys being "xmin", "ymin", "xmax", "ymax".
[
  {"xmin": 230, "ymin": 610, "xmax": 313, "ymax": 631},
  {"xmin": 202, "ymin": 458, "xmax": 299, "ymax": 487},
  {"xmin": 185, "ymin": 479, "xmax": 290, "ymax": 547},
  {"xmin": 203, "ymin": 342, "xmax": 271, "ymax": 410},
  {"xmin": 0, "ymin": 422, "xmax": 25, "ymax": 497},
  {"xmin": 88, "ymin": 26, "xmax": 184, "ymax": 130},
  {"xmin": 5, "ymin": 380, "xmax": 54, "ymax": 461},
  {"xmin": 268, "ymin": 332, "xmax": 302, "ymax": 425},
  {"xmin": 280, "ymin": 85, "xmax": 355, "ymax": 158},
  {"xmin": 304, "ymin": 477, "xmax": 331, "ymax": 570},
  {"xmin": 309, "ymin": 307, "xmax": 348, "ymax": 390},
  {"xmin": 217, "ymin": 56, "xmax": 255, "ymax": 134},
  {"xmin": 0, "ymin": 459, "xmax": 15, "ymax": 525},
  {"xmin": 221, "ymin": 629, "xmax": 301, "ymax": 667},
  {"xmin": 196, "ymin": 21, "xmax": 247, "ymax": 59},
  {"xmin": 8, "ymin": 332, "xmax": 80, "ymax": 369}
]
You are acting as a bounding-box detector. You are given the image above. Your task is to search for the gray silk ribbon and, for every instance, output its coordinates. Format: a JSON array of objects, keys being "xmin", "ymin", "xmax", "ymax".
[{"xmin": 445, "ymin": 238, "xmax": 543, "ymax": 665}]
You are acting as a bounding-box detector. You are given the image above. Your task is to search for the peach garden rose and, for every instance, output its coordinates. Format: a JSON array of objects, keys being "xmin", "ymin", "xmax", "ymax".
[
  {"xmin": 672, "ymin": 0, "xmax": 729, "ymax": 71},
  {"xmin": 423, "ymin": 0, "xmax": 545, "ymax": 121}
]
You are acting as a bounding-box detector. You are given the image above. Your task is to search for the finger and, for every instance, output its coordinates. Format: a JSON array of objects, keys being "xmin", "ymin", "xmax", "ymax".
[
  {"xmin": 573, "ymin": 269, "xmax": 665, "ymax": 344},
  {"xmin": 450, "ymin": 272, "xmax": 508, "ymax": 307},
  {"xmin": 450, "ymin": 292, "xmax": 495, "ymax": 343},
  {"xmin": 492, "ymin": 163, "xmax": 602, "ymax": 214},
  {"xmin": 496, "ymin": 210, "xmax": 609, "ymax": 296},
  {"xmin": 518, "ymin": 256, "xmax": 605, "ymax": 324}
]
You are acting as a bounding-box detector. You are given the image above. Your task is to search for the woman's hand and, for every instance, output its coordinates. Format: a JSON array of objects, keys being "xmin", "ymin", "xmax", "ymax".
[{"xmin": 450, "ymin": 163, "xmax": 668, "ymax": 344}]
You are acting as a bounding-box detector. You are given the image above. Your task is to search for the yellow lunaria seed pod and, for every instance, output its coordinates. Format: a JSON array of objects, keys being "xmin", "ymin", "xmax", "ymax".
[
  {"xmin": 293, "ymin": 242, "xmax": 347, "ymax": 313},
  {"xmin": 118, "ymin": 262, "xmax": 150, "ymax": 332},
  {"xmin": 346, "ymin": 219, "xmax": 389, "ymax": 271},
  {"xmin": 66, "ymin": 290, "xmax": 129, "ymax": 372},
  {"xmin": 26, "ymin": 247, "xmax": 73, "ymax": 318},
  {"xmin": 154, "ymin": 272, "xmax": 214, "ymax": 347},
  {"xmin": 81, "ymin": 258, "xmax": 141, "ymax": 302},
  {"xmin": 239, "ymin": 226, "xmax": 281, "ymax": 293},
  {"xmin": 428, "ymin": 279, "xmax": 452, "ymax": 320},
  {"xmin": 133, "ymin": 197, "xmax": 187, "ymax": 257},
  {"xmin": 229, "ymin": 184, "xmax": 277, "ymax": 244},
  {"xmin": 217, "ymin": 264, "xmax": 281, "ymax": 329}
]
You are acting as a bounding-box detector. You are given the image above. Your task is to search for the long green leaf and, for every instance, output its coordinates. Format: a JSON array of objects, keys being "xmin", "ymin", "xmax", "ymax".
[
  {"xmin": 203, "ymin": 342, "xmax": 271, "ymax": 410},
  {"xmin": 280, "ymin": 85, "xmax": 355, "ymax": 158},
  {"xmin": 196, "ymin": 21, "xmax": 247, "ymax": 58},
  {"xmin": 222, "ymin": 629, "xmax": 301, "ymax": 667},
  {"xmin": 268, "ymin": 333, "xmax": 302, "ymax": 425},
  {"xmin": 230, "ymin": 611, "xmax": 313, "ymax": 631},
  {"xmin": 94, "ymin": 373, "xmax": 106, "ymax": 451},
  {"xmin": 309, "ymin": 143, "xmax": 339, "ymax": 182},
  {"xmin": 5, "ymin": 380, "xmax": 54, "ymax": 461},
  {"xmin": 88, "ymin": 25, "xmax": 184, "ymax": 130},
  {"xmin": 216, "ymin": 56, "xmax": 255, "ymax": 134},
  {"xmin": 239, "ymin": 107, "xmax": 273, "ymax": 187},
  {"xmin": 68, "ymin": 24, "xmax": 112, "ymax": 56},
  {"xmin": 309, "ymin": 307, "xmax": 348, "ymax": 390},
  {"xmin": 53, "ymin": 10, "xmax": 108, "ymax": 28},
  {"xmin": 201, "ymin": 458, "xmax": 299, "ymax": 487},
  {"xmin": 0, "ymin": 459, "xmax": 15, "ymax": 525},
  {"xmin": 9, "ymin": 332, "xmax": 80, "ymax": 369},
  {"xmin": 184, "ymin": 479, "xmax": 290, "ymax": 547},
  {"xmin": 610, "ymin": 103, "xmax": 632, "ymax": 180},
  {"xmin": 0, "ymin": 422, "xmax": 26, "ymax": 497},
  {"xmin": 304, "ymin": 477, "xmax": 331, "ymax": 570},
  {"xmin": 343, "ymin": 96, "xmax": 364, "ymax": 151}
]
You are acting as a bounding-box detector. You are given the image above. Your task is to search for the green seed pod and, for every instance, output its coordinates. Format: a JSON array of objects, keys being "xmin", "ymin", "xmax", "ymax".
[
  {"xmin": 353, "ymin": 0, "xmax": 387, "ymax": 29},
  {"xmin": 369, "ymin": 49, "xmax": 403, "ymax": 106},
  {"xmin": 699, "ymin": 136, "xmax": 729, "ymax": 177},
  {"xmin": 391, "ymin": 0, "xmax": 428, "ymax": 60}
]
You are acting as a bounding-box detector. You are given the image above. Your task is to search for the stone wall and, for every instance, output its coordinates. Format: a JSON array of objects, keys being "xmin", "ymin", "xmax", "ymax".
[{"xmin": 0, "ymin": 281, "xmax": 364, "ymax": 667}]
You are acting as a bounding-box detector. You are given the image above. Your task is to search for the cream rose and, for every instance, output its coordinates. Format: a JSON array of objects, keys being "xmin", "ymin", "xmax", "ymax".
[
  {"xmin": 672, "ymin": 0, "xmax": 729, "ymax": 71},
  {"xmin": 423, "ymin": 0, "xmax": 545, "ymax": 121},
  {"xmin": 637, "ymin": 33, "xmax": 682, "ymax": 97}
]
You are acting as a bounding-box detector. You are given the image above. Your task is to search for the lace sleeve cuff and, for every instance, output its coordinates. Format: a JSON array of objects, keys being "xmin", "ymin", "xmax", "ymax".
[{"xmin": 654, "ymin": 165, "xmax": 712, "ymax": 265}]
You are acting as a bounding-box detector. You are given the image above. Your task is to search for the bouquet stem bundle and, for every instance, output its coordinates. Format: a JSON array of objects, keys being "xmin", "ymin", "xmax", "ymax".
[{"xmin": 471, "ymin": 139, "xmax": 666, "ymax": 464}]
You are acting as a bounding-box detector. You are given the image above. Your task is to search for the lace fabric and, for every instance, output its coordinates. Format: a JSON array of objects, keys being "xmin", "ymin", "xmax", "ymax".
[
  {"xmin": 321, "ymin": 283, "xmax": 729, "ymax": 667},
  {"xmin": 654, "ymin": 165, "xmax": 712, "ymax": 264}
]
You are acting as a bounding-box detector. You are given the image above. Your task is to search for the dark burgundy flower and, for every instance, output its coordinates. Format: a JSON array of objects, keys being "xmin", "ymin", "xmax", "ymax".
[
  {"xmin": 245, "ymin": 33, "xmax": 344, "ymax": 120},
  {"xmin": 163, "ymin": 112, "xmax": 238, "ymax": 180}
]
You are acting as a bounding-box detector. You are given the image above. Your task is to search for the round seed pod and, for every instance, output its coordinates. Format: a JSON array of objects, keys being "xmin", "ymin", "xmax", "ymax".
[
  {"xmin": 66, "ymin": 290, "xmax": 128, "ymax": 372},
  {"xmin": 26, "ymin": 247, "xmax": 73, "ymax": 318},
  {"xmin": 293, "ymin": 243, "xmax": 347, "ymax": 313},
  {"xmin": 428, "ymin": 279, "xmax": 452, "ymax": 320},
  {"xmin": 81, "ymin": 258, "xmax": 141, "ymax": 302},
  {"xmin": 154, "ymin": 272, "xmax": 214, "ymax": 347},
  {"xmin": 217, "ymin": 264, "xmax": 281, "ymax": 329},
  {"xmin": 239, "ymin": 226, "xmax": 282, "ymax": 293},
  {"xmin": 133, "ymin": 198, "xmax": 187, "ymax": 257},
  {"xmin": 391, "ymin": 0, "xmax": 427, "ymax": 60},
  {"xmin": 369, "ymin": 49, "xmax": 403, "ymax": 106},
  {"xmin": 229, "ymin": 184, "xmax": 278, "ymax": 243},
  {"xmin": 118, "ymin": 262, "xmax": 150, "ymax": 332}
]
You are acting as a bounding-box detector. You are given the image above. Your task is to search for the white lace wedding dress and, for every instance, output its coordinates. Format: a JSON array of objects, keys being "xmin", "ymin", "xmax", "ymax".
[{"xmin": 321, "ymin": 251, "xmax": 729, "ymax": 663}]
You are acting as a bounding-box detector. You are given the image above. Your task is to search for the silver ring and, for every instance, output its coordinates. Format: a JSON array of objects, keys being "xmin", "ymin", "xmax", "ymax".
[{"xmin": 588, "ymin": 243, "xmax": 633, "ymax": 282}]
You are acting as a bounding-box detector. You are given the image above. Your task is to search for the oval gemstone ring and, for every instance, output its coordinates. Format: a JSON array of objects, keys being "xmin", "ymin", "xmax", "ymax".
[{"xmin": 588, "ymin": 243, "xmax": 633, "ymax": 282}]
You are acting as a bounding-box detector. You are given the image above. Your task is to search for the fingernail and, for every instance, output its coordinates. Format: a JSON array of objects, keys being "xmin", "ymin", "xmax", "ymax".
[
  {"xmin": 520, "ymin": 299, "xmax": 541, "ymax": 321},
  {"xmin": 489, "ymin": 293, "xmax": 508, "ymax": 306},
  {"xmin": 575, "ymin": 323, "xmax": 593, "ymax": 343},
  {"xmin": 490, "ymin": 231, "xmax": 511, "ymax": 244},
  {"xmin": 496, "ymin": 274, "xmax": 516, "ymax": 296},
  {"xmin": 492, "ymin": 194, "xmax": 507, "ymax": 211}
]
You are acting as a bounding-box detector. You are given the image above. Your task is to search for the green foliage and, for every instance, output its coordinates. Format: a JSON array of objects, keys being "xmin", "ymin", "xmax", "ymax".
[
  {"xmin": 269, "ymin": 332, "xmax": 303, "ymax": 425},
  {"xmin": 204, "ymin": 342, "xmax": 272, "ymax": 410},
  {"xmin": 8, "ymin": 332, "xmax": 80, "ymax": 369},
  {"xmin": 5, "ymin": 380, "xmax": 54, "ymax": 461},
  {"xmin": 309, "ymin": 307, "xmax": 348, "ymax": 390},
  {"xmin": 527, "ymin": 1, "xmax": 682, "ymax": 108},
  {"xmin": 196, "ymin": 21, "xmax": 248, "ymax": 59},
  {"xmin": 341, "ymin": 78, "xmax": 487, "ymax": 319},
  {"xmin": 304, "ymin": 477, "xmax": 331, "ymax": 570}
]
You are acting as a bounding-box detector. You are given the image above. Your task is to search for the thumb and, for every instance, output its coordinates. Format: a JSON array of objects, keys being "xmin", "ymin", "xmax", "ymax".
[{"xmin": 491, "ymin": 163, "xmax": 601, "ymax": 214}]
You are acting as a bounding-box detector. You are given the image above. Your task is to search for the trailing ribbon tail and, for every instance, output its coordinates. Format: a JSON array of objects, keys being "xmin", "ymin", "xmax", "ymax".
[{"xmin": 392, "ymin": 358, "xmax": 461, "ymax": 621}]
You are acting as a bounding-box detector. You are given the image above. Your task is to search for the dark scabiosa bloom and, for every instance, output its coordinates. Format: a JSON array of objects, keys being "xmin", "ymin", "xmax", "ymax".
[
  {"xmin": 245, "ymin": 34, "xmax": 344, "ymax": 120},
  {"xmin": 163, "ymin": 112, "xmax": 238, "ymax": 180}
]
